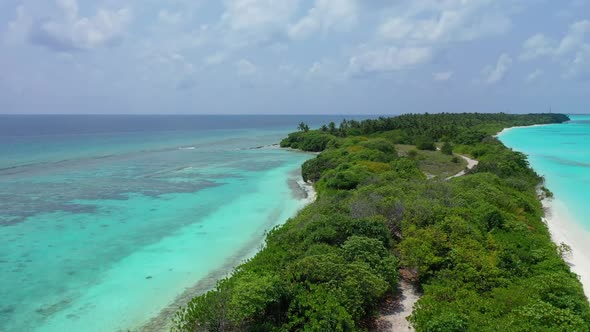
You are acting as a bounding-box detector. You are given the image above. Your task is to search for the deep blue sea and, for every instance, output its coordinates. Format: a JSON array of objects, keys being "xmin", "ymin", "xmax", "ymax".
[{"xmin": 0, "ymin": 115, "xmax": 362, "ymax": 332}]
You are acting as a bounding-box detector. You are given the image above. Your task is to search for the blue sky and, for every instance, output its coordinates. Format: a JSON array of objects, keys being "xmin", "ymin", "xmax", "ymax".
[{"xmin": 1, "ymin": 0, "xmax": 589, "ymax": 114}]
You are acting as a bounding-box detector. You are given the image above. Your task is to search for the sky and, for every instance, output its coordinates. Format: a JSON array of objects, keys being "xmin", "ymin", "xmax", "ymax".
[{"xmin": 0, "ymin": 0, "xmax": 589, "ymax": 114}]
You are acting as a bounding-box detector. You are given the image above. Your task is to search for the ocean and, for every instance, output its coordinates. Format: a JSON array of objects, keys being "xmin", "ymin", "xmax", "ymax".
[
  {"xmin": 499, "ymin": 114, "xmax": 590, "ymax": 295},
  {"xmin": 498, "ymin": 114, "xmax": 590, "ymax": 232},
  {"xmin": 0, "ymin": 115, "xmax": 357, "ymax": 332}
]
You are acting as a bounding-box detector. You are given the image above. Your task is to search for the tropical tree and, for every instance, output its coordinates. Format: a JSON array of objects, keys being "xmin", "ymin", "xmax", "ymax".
[{"xmin": 297, "ymin": 122, "xmax": 310, "ymax": 132}]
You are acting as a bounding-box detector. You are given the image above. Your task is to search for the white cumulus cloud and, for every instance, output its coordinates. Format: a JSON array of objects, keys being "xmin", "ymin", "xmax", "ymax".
[
  {"xmin": 25, "ymin": 0, "xmax": 132, "ymax": 52},
  {"xmin": 520, "ymin": 20, "xmax": 590, "ymax": 79},
  {"xmin": 556, "ymin": 20, "xmax": 590, "ymax": 56},
  {"xmin": 482, "ymin": 53, "xmax": 512, "ymax": 84},
  {"xmin": 563, "ymin": 45, "xmax": 590, "ymax": 79},
  {"xmin": 221, "ymin": 0, "xmax": 299, "ymax": 44},
  {"xmin": 288, "ymin": 0, "xmax": 357, "ymax": 40},
  {"xmin": 520, "ymin": 34, "xmax": 554, "ymax": 60},
  {"xmin": 348, "ymin": 46, "xmax": 433, "ymax": 75},
  {"xmin": 351, "ymin": 0, "xmax": 512, "ymax": 79},
  {"xmin": 378, "ymin": 1, "xmax": 511, "ymax": 44}
]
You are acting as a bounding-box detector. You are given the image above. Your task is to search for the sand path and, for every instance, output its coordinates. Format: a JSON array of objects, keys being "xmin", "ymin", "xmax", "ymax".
[{"xmin": 446, "ymin": 155, "xmax": 479, "ymax": 180}]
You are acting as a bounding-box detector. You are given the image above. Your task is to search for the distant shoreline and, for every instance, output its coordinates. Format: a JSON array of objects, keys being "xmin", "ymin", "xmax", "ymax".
[{"xmin": 494, "ymin": 124, "xmax": 550, "ymax": 137}]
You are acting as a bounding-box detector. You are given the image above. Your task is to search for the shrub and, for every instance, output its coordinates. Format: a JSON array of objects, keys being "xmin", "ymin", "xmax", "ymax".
[
  {"xmin": 415, "ymin": 136, "xmax": 436, "ymax": 151},
  {"xmin": 441, "ymin": 142, "xmax": 453, "ymax": 155},
  {"xmin": 280, "ymin": 131, "xmax": 335, "ymax": 152}
]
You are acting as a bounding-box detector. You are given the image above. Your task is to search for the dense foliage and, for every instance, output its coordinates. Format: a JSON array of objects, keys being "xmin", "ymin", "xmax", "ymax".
[
  {"xmin": 174, "ymin": 113, "xmax": 589, "ymax": 332},
  {"xmin": 281, "ymin": 113, "xmax": 569, "ymax": 149}
]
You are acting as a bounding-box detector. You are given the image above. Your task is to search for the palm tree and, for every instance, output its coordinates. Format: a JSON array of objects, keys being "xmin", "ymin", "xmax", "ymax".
[
  {"xmin": 328, "ymin": 122, "xmax": 336, "ymax": 134},
  {"xmin": 297, "ymin": 122, "xmax": 310, "ymax": 132}
]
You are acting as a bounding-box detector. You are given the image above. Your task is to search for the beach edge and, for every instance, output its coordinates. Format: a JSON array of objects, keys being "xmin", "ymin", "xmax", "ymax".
[
  {"xmin": 542, "ymin": 196, "xmax": 590, "ymax": 298},
  {"xmin": 498, "ymin": 125, "xmax": 590, "ymax": 300}
]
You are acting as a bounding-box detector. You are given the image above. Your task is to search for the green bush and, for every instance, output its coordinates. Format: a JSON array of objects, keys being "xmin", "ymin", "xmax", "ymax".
[
  {"xmin": 415, "ymin": 136, "xmax": 436, "ymax": 151},
  {"xmin": 441, "ymin": 142, "xmax": 453, "ymax": 155},
  {"xmin": 323, "ymin": 164, "xmax": 372, "ymax": 190},
  {"xmin": 280, "ymin": 131, "xmax": 335, "ymax": 152}
]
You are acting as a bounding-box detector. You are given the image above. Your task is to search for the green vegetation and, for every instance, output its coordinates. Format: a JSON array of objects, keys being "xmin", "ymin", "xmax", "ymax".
[
  {"xmin": 174, "ymin": 113, "xmax": 589, "ymax": 332},
  {"xmin": 280, "ymin": 131, "xmax": 335, "ymax": 152},
  {"xmin": 541, "ymin": 186, "xmax": 555, "ymax": 198},
  {"xmin": 297, "ymin": 122, "xmax": 310, "ymax": 132},
  {"xmin": 441, "ymin": 142, "xmax": 453, "ymax": 155},
  {"xmin": 416, "ymin": 136, "xmax": 436, "ymax": 151},
  {"xmin": 396, "ymin": 144, "xmax": 467, "ymax": 179}
]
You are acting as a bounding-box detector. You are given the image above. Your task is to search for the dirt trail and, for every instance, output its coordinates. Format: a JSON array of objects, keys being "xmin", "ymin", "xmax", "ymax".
[
  {"xmin": 373, "ymin": 281, "xmax": 421, "ymax": 331},
  {"xmin": 446, "ymin": 155, "xmax": 479, "ymax": 180}
]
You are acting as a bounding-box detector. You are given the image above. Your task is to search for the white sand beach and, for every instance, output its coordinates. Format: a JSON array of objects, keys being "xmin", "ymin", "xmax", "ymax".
[
  {"xmin": 495, "ymin": 124, "xmax": 550, "ymax": 137},
  {"xmin": 542, "ymin": 197, "xmax": 590, "ymax": 298}
]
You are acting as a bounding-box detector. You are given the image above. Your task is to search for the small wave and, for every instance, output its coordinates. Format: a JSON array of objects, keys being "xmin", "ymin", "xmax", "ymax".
[{"xmin": 179, "ymin": 147, "xmax": 196, "ymax": 150}]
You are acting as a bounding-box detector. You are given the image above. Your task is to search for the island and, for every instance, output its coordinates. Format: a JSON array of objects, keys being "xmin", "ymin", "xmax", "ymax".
[{"xmin": 172, "ymin": 113, "xmax": 589, "ymax": 332}]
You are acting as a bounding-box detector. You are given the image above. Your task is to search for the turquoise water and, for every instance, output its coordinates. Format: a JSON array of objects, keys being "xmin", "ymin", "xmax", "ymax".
[
  {"xmin": 499, "ymin": 115, "xmax": 590, "ymax": 231},
  {"xmin": 0, "ymin": 116, "xmax": 348, "ymax": 332}
]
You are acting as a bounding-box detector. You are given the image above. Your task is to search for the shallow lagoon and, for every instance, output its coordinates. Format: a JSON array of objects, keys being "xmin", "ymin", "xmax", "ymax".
[
  {"xmin": 0, "ymin": 116, "xmax": 334, "ymax": 331},
  {"xmin": 498, "ymin": 115, "xmax": 590, "ymax": 232}
]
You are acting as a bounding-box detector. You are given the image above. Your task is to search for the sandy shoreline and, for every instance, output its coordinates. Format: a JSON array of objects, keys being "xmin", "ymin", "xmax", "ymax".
[
  {"xmin": 495, "ymin": 124, "xmax": 549, "ymax": 137},
  {"xmin": 138, "ymin": 168, "xmax": 317, "ymax": 331},
  {"xmin": 542, "ymin": 197, "xmax": 590, "ymax": 298}
]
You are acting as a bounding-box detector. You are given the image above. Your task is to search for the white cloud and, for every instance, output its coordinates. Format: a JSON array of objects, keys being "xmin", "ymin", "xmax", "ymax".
[
  {"xmin": 236, "ymin": 59, "xmax": 257, "ymax": 76},
  {"xmin": 22, "ymin": 0, "xmax": 132, "ymax": 52},
  {"xmin": 348, "ymin": 46, "xmax": 432, "ymax": 75},
  {"xmin": 521, "ymin": 20, "xmax": 590, "ymax": 60},
  {"xmin": 520, "ymin": 34, "xmax": 553, "ymax": 60},
  {"xmin": 563, "ymin": 45, "xmax": 590, "ymax": 79},
  {"xmin": 520, "ymin": 20, "xmax": 590, "ymax": 79},
  {"xmin": 482, "ymin": 53, "xmax": 512, "ymax": 84},
  {"xmin": 288, "ymin": 0, "xmax": 357, "ymax": 40},
  {"xmin": 433, "ymin": 71, "xmax": 453, "ymax": 81},
  {"xmin": 378, "ymin": 1, "xmax": 511, "ymax": 44},
  {"xmin": 221, "ymin": 0, "xmax": 299, "ymax": 43},
  {"xmin": 525, "ymin": 69, "xmax": 543, "ymax": 83},
  {"xmin": 288, "ymin": 16, "xmax": 319, "ymax": 40},
  {"xmin": 356, "ymin": 0, "xmax": 512, "ymax": 79},
  {"xmin": 378, "ymin": 18, "xmax": 416, "ymax": 41},
  {"xmin": 556, "ymin": 20, "xmax": 590, "ymax": 56}
]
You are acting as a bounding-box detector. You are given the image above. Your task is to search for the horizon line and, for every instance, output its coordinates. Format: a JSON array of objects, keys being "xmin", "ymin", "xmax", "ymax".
[{"xmin": 1, "ymin": 112, "xmax": 586, "ymax": 116}]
